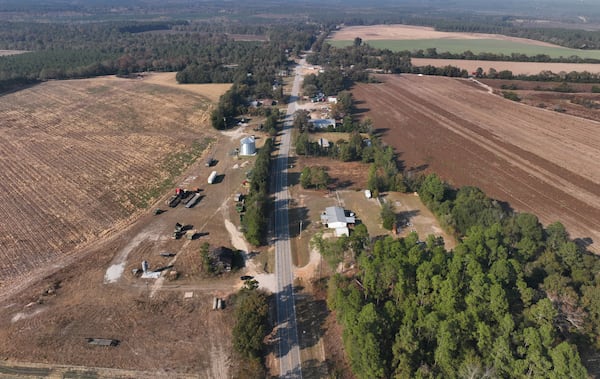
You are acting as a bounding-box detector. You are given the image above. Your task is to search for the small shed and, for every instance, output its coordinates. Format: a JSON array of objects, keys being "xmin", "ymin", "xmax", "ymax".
[
  {"xmin": 240, "ymin": 136, "xmax": 256, "ymax": 156},
  {"xmin": 210, "ymin": 247, "xmax": 234, "ymax": 272}
]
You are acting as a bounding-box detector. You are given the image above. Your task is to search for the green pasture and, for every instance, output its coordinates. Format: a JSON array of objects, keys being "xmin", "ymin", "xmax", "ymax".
[{"xmin": 328, "ymin": 38, "xmax": 600, "ymax": 59}]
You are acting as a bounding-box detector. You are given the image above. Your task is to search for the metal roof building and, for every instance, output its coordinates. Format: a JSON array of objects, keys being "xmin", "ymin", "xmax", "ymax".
[{"xmin": 320, "ymin": 206, "xmax": 356, "ymax": 237}]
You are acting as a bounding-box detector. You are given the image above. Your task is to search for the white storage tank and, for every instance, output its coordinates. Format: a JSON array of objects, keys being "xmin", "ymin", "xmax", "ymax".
[
  {"xmin": 208, "ymin": 170, "xmax": 218, "ymax": 184},
  {"xmin": 239, "ymin": 136, "xmax": 256, "ymax": 156}
]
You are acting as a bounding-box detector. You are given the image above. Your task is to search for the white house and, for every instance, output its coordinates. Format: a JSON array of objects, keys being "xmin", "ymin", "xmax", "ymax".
[{"xmin": 320, "ymin": 206, "xmax": 356, "ymax": 237}]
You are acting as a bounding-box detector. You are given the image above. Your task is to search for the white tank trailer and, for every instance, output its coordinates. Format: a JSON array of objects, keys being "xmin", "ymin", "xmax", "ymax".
[
  {"xmin": 186, "ymin": 192, "xmax": 202, "ymax": 208},
  {"xmin": 207, "ymin": 170, "xmax": 218, "ymax": 184}
]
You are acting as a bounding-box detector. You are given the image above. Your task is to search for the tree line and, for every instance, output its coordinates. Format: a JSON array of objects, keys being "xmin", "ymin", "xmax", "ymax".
[
  {"xmin": 242, "ymin": 138, "xmax": 273, "ymax": 246},
  {"xmin": 231, "ymin": 280, "xmax": 269, "ymax": 378},
  {"xmin": 409, "ymin": 47, "xmax": 600, "ymax": 64}
]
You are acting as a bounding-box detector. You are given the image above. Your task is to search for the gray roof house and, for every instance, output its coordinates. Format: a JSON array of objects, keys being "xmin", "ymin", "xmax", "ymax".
[{"xmin": 320, "ymin": 206, "xmax": 355, "ymax": 237}]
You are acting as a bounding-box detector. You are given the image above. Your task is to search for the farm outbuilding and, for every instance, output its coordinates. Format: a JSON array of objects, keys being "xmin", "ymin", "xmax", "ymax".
[
  {"xmin": 320, "ymin": 206, "xmax": 356, "ymax": 237},
  {"xmin": 239, "ymin": 136, "xmax": 256, "ymax": 156}
]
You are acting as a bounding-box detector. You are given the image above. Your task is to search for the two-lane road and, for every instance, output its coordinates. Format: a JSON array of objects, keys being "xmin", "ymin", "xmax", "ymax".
[{"xmin": 273, "ymin": 58, "xmax": 305, "ymax": 378}]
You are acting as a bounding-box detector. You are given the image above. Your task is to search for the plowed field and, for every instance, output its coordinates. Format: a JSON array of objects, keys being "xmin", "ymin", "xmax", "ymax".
[
  {"xmin": 353, "ymin": 75, "xmax": 600, "ymax": 252},
  {"xmin": 0, "ymin": 76, "xmax": 220, "ymax": 293}
]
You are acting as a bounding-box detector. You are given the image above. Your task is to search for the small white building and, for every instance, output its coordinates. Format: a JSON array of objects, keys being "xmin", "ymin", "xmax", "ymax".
[
  {"xmin": 320, "ymin": 206, "xmax": 356, "ymax": 237},
  {"xmin": 309, "ymin": 119, "xmax": 336, "ymax": 130},
  {"xmin": 318, "ymin": 138, "xmax": 330, "ymax": 148}
]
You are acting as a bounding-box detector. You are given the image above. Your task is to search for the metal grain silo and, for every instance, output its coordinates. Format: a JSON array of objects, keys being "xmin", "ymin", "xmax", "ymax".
[{"xmin": 240, "ymin": 136, "xmax": 256, "ymax": 156}]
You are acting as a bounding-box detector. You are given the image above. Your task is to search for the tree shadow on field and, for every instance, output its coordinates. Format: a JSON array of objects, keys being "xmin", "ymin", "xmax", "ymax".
[
  {"xmin": 289, "ymin": 206, "xmax": 310, "ymax": 239},
  {"xmin": 373, "ymin": 127, "xmax": 389, "ymax": 136},
  {"xmin": 405, "ymin": 163, "xmax": 429, "ymax": 177},
  {"xmin": 496, "ymin": 200, "xmax": 514, "ymax": 215},
  {"xmin": 329, "ymin": 177, "xmax": 353, "ymax": 189},
  {"xmin": 575, "ymin": 237, "xmax": 594, "ymax": 249},
  {"xmin": 353, "ymin": 99, "xmax": 370, "ymax": 115},
  {"xmin": 397, "ymin": 209, "xmax": 420, "ymax": 225},
  {"xmin": 295, "ymin": 293, "xmax": 328, "ymax": 351}
]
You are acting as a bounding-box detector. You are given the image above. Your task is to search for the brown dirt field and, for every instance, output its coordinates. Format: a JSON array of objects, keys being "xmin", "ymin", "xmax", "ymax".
[
  {"xmin": 353, "ymin": 74, "xmax": 600, "ymax": 253},
  {"xmin": 480, "ymin": 79, "xmax": 600, "ymax": 123},
  {"xmin": 141, "ymin": 72, "xmax": 231, "ymax": 102},
  {"xmin": 0, "ymin": 76, "xmax": 218, "ymax": 298},
  {"xmin": 329, "ymin": 24, "xmax": 563, "ymax": 48},
  {"xmin": 412, "ymin": 58, "xmax": 600, "ymax": 75}
]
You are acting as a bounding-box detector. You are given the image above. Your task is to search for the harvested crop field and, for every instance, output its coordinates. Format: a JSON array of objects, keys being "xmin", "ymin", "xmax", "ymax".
[
  {"xmin": 353, "ymin": 74, "xmax": 600, "ymax": 252},
  {"xmin": 478, "ymin": 79, "xmax": 600, "ymax": 123},
  {"xmin": 329, "ymin": 25, "xmax": 559, "ymax": 46},
  {"xmin": 141, "ymin": 72, "xmax": 231, "ymax": 102},
  {"xmin": 411, "ymin": 58, "xmax": 600, "ymax": 75},
  {"xmin": 329, "ymin": 24, "xmax": 600, "ymax": 59},
  {"xmin": 0, "ymin": 76, "xmax": 215, "ymax": 296}
]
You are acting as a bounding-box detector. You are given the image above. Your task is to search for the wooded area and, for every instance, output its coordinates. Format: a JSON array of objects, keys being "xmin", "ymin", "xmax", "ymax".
[{"xmin": 325, "ymin": 173, "xmax": 598, "ymax": 378}]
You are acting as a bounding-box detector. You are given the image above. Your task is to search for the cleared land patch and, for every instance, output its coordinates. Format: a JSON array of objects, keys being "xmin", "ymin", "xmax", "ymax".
[
  {"xmin": 0, "ymin": 50, "xmax": 27, "ymax": 56},
  {"xmin": 0, "ymin": 76, "xmax": 215, "ymax": 295},
  {"xmin": 353, "ymin": 74, "xmax": 600, "ymax": 253},
  {"xmin": 328, "ymin": 24, "xmax": 600, "ymax": 59},
  {"xmin": 141, "ymin": 72, "xmax": 231, "ymax": 102}
]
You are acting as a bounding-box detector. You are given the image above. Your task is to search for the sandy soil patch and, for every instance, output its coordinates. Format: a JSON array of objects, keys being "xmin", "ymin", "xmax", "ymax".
[
  {"xmin": 412, "ymin": 58, "xmax": 600, "ymax": 75},
  {"xmin": 329, "ymin": 24, "xmax": 565, "ymax": 48},
  {"xmin": 142, "ymin": 72, "xmax": 231, "ymax": 102},
  {"xmin": 0, "ymin": 50, "xmax": 27, "ymax": 56}
]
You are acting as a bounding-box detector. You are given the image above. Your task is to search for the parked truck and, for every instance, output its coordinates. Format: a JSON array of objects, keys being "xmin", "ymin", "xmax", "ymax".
[
  {"xmin": 207, "ymin": 170, "xmax": 218, "ymax": 184},
  {"xmin": 166, "ymin": 194, "xmax": 180, "ymax": 207}
]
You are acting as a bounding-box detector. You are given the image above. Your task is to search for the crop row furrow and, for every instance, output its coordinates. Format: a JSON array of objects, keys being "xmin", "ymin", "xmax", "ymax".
[{"xmin": 0, "ymin": 142, "xmax": 85, "ymax": 252}]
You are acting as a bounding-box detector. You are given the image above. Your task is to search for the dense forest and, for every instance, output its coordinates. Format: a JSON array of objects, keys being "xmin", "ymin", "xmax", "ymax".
[
  {"xmin": 323, "ymin": 173, "xmax": 598, "ymax": 378},
  {"xmin": 0, "ymin": 20, "xmax": 316, "ymax": 92}
]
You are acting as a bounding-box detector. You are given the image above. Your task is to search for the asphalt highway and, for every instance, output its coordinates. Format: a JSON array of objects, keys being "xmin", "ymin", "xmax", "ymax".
[{"xmin": 273, "ymin": 58, "xmax": 304, "ymax": 378}]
